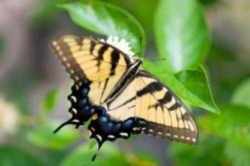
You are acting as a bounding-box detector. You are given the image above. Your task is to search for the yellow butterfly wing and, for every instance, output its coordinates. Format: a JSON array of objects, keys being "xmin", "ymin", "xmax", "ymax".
[
  {"xmin": 107, "ymin": 70, "xmax": 198, "ymax": 144},
  {"xmin": 50, "ymin": 35, "xmax": 132, "ymax": 105}
]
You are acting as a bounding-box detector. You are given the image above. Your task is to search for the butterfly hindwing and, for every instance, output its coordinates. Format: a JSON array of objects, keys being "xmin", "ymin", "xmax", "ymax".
[{"xmin": 107, "ymin": 70, "xmax": 198, "ymax": 144}]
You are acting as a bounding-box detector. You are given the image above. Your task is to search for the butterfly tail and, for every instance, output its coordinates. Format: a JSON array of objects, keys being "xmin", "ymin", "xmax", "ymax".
[{"xmin": 91, "ymin": 140, "xmax": 104, "ymax": 161}]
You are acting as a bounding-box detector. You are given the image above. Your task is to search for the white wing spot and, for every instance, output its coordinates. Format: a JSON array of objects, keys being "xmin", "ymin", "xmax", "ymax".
[
  {"xmin": 70, "ymin": 96, "xmax": 77, "ymax": 103},
  {"xmin": 188, "ymin": 121, "xmax": 195, "ymax": 131},
  {"xmin": 120, "ymin": 132, "xmax": 128, "ymax": 137},
  {"xmin": 158, "ymin": 131, "xmax": 163, "ymax": 135},
  {"xmin": 71, "ymin": 108, "xmax": 77, "ymax": 114},
  {"xmin": 54, "ymin": 45, "xmax": 60, "ymax": 50},
  {"xmin": 166, "ymin": 133, "xmax": 171, "ymax": 137},
  {"xmin": 52, "ymin": 41, "xmax": 57, "ymax": 46},
  {"xmin": 180, "ymin": 107, "xmax": 186, "ymax": 114},
  {"xmin": 61, "ymin": 57, "xmax": 67, "ymax": 61},
  {"xmin": 74, "ymin": 76, "xmax": 80, "ymax": 81},
  {"xmin": 192, "ymin": 138, "xmax": 196, "ymax": 142},
  {"xmin": 148, "ymin": 129, "xmax": 154, "ymax": 133},
  {"xmin": 58, "ymin": 51, "xmax": 64, "ymax": 56},
  {"xmin": 75, "ymin": 84, "xmax": 79, "ymax": 90},
  {"xmin": 73, "ymin": 119, "xmax": 80, "ymax": 123},
  {"xmin": 96, "ymin": 134, "xmax": 102, "ymax": 142},
  {"xmin": 66, "ymin": 63, "xmax": 71, "ymax": 67},
  {"xmin": 108, "ymin": 135, "xmax": 115, "ymax": 139},
  {"xmin": 133, "ymin": 127, "xmax": 140, "ymax": 131}
]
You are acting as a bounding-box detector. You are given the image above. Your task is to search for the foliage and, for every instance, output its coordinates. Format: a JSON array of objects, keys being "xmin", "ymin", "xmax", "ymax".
[
  {"xmin": 58, "ymin": 1, "xmax": 145, "ymax": 56},
  {"xmin": 232, "ymin": 78, "xmax": 250, "ymax": 108},
  {"xmin": 144, "ymin": 62, "xmax": 219, "ymax": 113},
  {"xmin": 60, "ymin": 143, "xmax": 158, "ymax": 166},
  {"xmin": 169, "ymin": 132, "xmax": 226, "ymax": 166},
  {"xmin": 170, "ymin": 94, "xmax": 250, "ymax": 166},
  {"xmin": 2, "ymin": 0, "xmax": 249, "ymax": 166},
  {"xmin": 199, "ymin": 0, "xmax": 220, "ymax": 6},
  {"xmin": 27, "ymin": 121, "xmax": 81, "ymax": 150},
  {"xmin": 225, "ymin": 142, "xmax": 250, "ymax": 166},
  {"xmin": 199, "ymin": 104, "xmax": 250, "ymax": 147},
  {"xmin": 154, "ymin": 0, "xmax": 210, "ymax": 73},
  {"xmin": 0, "ymin": 146, "xmax": 43, "ymax": 166},
  {"xmin": 31, "ymin": 0, "xmax": 66, "ymax": 25},
  {"xmin": 42, "ymin": 89, "xmax": 59, "ymax": 113}
]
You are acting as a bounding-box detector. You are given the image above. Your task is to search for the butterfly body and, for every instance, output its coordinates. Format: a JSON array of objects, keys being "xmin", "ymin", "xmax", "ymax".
[{"xmin": 50, "ymin": 35, "xmax": 198, "ymax": 159}]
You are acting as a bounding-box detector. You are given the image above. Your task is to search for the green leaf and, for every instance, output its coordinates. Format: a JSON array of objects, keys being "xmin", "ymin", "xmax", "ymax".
[
  {"xmin": 225, "ymin": 142, "xmax": 250, "ymax": 166},
  {"xmin": 213, "ymin": 79, "xmax": 240, "ymax": 105},
  {"xmin": 31, "ymin": 0, "xmax": 65, "ymax": 25},
  {"xmin": 27, "ymin": 121, "xmax": 80, "ymax": 150},
  {"xmin": 59, "ymin": 1, "xmax": 145, "ymax": 56},
  {"xmin": 144, "ymin": 60, "xmax": 219, "ymax": 113},
  {"xmin": 169, "ymin": 132, "xmax": 225, "ymax": 166},
  {"xmin": 42, "ymin": 89, "xmax": 59, "ymax": 113},
  {"xmin": 60, "ymin": 142, "xmax": 130, "ymax": 166},
  {"xmin": 0, "ymin": 146, "xmax": 43, "ymax": 166},
  {"xmin": 130, "ymin": 153, "xmax": 159, "ymax": 166},
  {"xmin": 231, "ymin": 78, "xmax": 250, "ymax": 108},
  {"xmin": 107, "ymin": 0, "xmax": 158, "ymax": 34},
  {"xmin": 154, "ymin": 0, "xmax": 210, "ymax": 73},
  {"xmin": 208, "ymin": 44, "xmax": 236, "ymax": 62},
  {"xmin": 199, "ymin": 104, "xmax": 250, "ymax": 147},
  {"xmin": 199, "ymin": 0, "xmax": 220, "ymax": 6},
  {"xmin": 60, "ymin": 142, "xmax": 158, "ymax": 166}
]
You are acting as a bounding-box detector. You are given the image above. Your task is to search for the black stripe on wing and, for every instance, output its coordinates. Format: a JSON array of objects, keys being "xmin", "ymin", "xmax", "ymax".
[
  {"xmin": 136, "ymin": 70, "xmax": 198, "ymax": 144},
  {"xmin": 137, "ymin": 82, "xmax": 163, "ymax": 96},
  {"xmin": 110, "ymin": 49, "xmax": 120, "ymax": 76},
  {"xmin": 97, "ymin": 45, "xmax": 109, "ymax": 67},
  {"xmin": 136, "ymin": 70, "xmax": 182, "ymax": 110}
]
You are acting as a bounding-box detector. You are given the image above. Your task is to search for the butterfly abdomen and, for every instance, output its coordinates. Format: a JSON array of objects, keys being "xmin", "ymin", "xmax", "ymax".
[{"xmin": 89, "ymin": 116, "xmax": 147, "ymax": 143}]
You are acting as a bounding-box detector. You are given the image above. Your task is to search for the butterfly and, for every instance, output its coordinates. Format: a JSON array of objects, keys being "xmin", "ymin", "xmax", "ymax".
[{"xmin": 50, "ymin": 35, "xmax": 198, "ymax": 160}]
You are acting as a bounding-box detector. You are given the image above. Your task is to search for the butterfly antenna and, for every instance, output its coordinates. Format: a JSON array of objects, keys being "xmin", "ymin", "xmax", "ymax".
[{"xmin": 53, "ymin": 117, "xmax": 74, "ymax": 133}]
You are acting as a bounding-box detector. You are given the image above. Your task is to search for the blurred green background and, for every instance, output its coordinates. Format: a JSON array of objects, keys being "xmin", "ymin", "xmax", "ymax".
[{"xmin": 0, "ymin": 0, "xmax": 249, "ymax": 166}]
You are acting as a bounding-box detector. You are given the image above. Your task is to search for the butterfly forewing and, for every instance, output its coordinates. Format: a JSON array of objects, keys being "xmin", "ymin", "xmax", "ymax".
[
  {"xmin": 50, "ymin": 35, "xmax": 132, "ymax": 105},
  {"xmin": 107, "ymin": 70, "xmax": 198, "ymax": 144}
]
